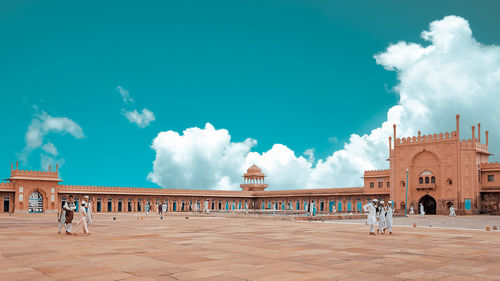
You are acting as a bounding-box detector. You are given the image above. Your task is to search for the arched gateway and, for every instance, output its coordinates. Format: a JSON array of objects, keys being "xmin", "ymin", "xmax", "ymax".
[
  {"xmin": 419, "ymin": 195, "xmax": 436, "ymax": 215},
  {"xmin": 29, "ymin": 191, "xmax": 43, "ymax": 213}
]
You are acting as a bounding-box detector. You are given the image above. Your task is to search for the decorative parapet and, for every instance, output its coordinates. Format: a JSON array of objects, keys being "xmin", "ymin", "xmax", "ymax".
[
  {"xmin": 364, "ymin": 169, "xmax": 390, "ymax": 178},
  {"xmin": 395, "ymin": 131, "xmax": 457, "ymax": 146},
  {"xmin": 58, "ymin": 184, "xmax": 255, "ymax": 197},
  {"xmin": 253, "ymin": 187, "xmax": 366, "ymax": 197},
  {"xmin": 480, "ymin": 162, "xmax": 500, "ymax": 171},
  {"xmin": 0, "ymin": 182, "xmax": 14, "ymax": 191},
  {"xmin": 8, "ymin": 169, "xmax": 61, "ymax": 181}
]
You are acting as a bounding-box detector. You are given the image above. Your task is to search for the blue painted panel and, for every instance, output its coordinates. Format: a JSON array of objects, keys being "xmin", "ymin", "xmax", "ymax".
[
  {"xmin": 338, "ymin": 201, "xmax": 342, "ymax": 212},
  {"xmin": 347, "ymin": 201, "xmax": 352, "ymax": 211},
  {"xmin": 357, "ymin": 201, "xmax": 362, "ymax": 212},
  {"xmin": 465, "ymin": 199, "xmax": 472, "ymax": 210},
  {"xmin": 296, "ymin": 201, "xmax": 300, "ymax": 210}
]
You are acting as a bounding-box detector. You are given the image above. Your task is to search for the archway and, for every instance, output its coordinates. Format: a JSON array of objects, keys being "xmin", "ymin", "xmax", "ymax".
[
  {"xmin": 29, "ymin": 191, "xmax": 43, "ymax": 213},
  {"xmin": 419, "ymin": 195, "xmax": 436, "ymax": 215}
]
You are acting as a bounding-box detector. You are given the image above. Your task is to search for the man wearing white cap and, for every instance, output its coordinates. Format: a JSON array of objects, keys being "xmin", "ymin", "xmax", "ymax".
[
  {"xmin": 378, "ymin": 201, "xmax": 387, "ymax": 234},
  {"xmin": 420, "ymin": 202, "xmax": 425, "ymax": 218},
  {"xmin": 363, "ymin": 199, "xmax": 377, "ymax": 235},
  {"xmin": 386, "ymin": 201, "xmax": 394, "ymax": 234},
  {"xmin": 84, "ymin": 195, "xmax": 92, "ymax": 225},
  {"xmin": 77, "ymin": 201, "xmax": 90, "ymax": 234}
]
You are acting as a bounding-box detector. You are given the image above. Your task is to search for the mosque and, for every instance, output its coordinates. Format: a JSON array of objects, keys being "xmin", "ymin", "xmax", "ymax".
[{"xmin": 1, "ymin": 115, "xmax": 499, "ymax": 215}]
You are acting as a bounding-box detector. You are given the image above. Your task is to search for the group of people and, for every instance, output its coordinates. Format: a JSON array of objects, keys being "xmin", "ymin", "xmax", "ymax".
[
  {"xmin": 363, "ymin": 199, "xmax": 394, "ymax": 235},
  {"xmin": 57, "ymin": 195, "xmax": 92, "ymax": 235}
]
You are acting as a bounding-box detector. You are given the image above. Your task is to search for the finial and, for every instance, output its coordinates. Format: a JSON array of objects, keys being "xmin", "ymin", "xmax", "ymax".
[
  {"xmin": 49, "ymin": 165, "xmax": 51, "ymax": 171},
  {"xmin": 56, "ymin": 163, "xmax": 59, "ymax": 172},
  {"xmin": 11, "ymin": 162, "xmax": 13, "ymax": 171},
  {"xmin": 478, "ymin": 123, "xmax": 481, "ymax": 143},
  {"xmin": 16, "ymin": 161, "xmax": 18, "ymax": 170}
]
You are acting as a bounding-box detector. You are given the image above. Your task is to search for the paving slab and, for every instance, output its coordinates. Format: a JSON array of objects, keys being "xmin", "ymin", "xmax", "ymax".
[{"xmin": 0, "ymin": 213, "xmax": 499, "ymax": 280}]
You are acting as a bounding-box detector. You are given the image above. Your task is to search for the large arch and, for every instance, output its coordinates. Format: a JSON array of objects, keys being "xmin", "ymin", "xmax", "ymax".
[
  {"xmin": 28, "ymin": 190, "xmax": 44, "ymax": 213},
  {"xmin": 419, "ymin": 195, "xmax": 437, "ymax": 215}
]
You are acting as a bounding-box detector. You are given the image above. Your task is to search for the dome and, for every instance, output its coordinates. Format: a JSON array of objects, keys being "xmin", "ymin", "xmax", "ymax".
[{"xmin": 247, "ymin": 164, "xmax": 262, "ymax": 174}]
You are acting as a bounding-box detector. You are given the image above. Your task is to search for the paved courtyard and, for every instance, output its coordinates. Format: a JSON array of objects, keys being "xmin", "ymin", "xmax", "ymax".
[{"xmin": 0, "ymin": 213, "xmax": 499, "ymax": 281}]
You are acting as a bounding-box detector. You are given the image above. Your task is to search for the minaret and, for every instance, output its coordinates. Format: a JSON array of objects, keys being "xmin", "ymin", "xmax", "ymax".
[{"xmin": 240, "ymin": 164, "xmax": 268, "ymax": 191}]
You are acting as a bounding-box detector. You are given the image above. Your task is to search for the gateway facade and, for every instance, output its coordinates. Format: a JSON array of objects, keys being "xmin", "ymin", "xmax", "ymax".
[{"xmin": 1, "ymin": 115, "xmax": 500, "ymax": 215}]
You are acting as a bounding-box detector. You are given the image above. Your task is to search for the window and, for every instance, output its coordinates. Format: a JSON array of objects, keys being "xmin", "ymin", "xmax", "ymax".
[
  {"xmin": 419, "ymin": 177, "xmax": 423, "ymax": 184},
  {"xmin": 425, "ymin": 177, "xmax": 430, "ymax": 184},
  {"xmin": 386, "ymin": 182, "xmax": 390, "ymax": 187},
  {"xmin": 447, "ymin": 179, "xmax": 453, "ymax": 185},
  {"xmin": 401, "ymin": 181, "xmax": 405, "ymax": 187},
  {"xmin": 370, "ymin": 182, "xmax": 374, "ymax": 188},
  {"xmin": 488, "ymin": 175, "xmax": 494, "ymax": 182},
  {"xmin": 378, "ymin": 182, "xmax": 383, "ymax": 188},
  {"xmin": 431, "ymin": 176, "xmax": 435, "ymax": 184}
]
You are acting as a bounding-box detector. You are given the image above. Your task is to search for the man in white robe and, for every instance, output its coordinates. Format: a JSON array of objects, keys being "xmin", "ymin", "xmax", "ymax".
[
  {"xmin": 363, "ymin": 199, "xmax": 377, "ymax": 235},
  {"xmin": 57, "ymin": 207, "xmax": 66, "ymax": 234},
  {"xmin": 449, "ymin": 204, "xmax": 456, "ymax": 217},
  {"xmin": 420, "ymin": 203, "xmax": 425, "ymax": 218},
  {"xmin": 84, "ymin": 195, "xmax": 92, "ymax": 225},
  {"xmin": 378, "ymin": 201, "xmax": 387, "ymax": 234},
  {"xmin": 409, "ymin": 205, "xmax": 414, "ymax": 215},
  {"xmin": 386, "ymin": 201, "xmax": 394, "ymax": 234}
]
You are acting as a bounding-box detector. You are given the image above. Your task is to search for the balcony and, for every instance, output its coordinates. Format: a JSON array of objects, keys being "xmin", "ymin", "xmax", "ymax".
[{"xmin": 416, "ymin": 183, "xmax": 436, "ymax": 191}]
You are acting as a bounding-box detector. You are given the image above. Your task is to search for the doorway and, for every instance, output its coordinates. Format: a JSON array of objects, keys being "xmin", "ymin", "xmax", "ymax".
[
  {"xmin": 419, "ymin": 195, "xmax": 437, "ymax": 215},
  {"xmin": 29, "ymin": 191, "xmax": 43, "ymax": 213},
  {"xmin": 3, "ymin": 197, "xmax": 10, "ymax": 212}
]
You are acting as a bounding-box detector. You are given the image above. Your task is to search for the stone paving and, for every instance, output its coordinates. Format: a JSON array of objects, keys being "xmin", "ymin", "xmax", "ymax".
[{"xmin": 0, "ymin": 213, "xmax": 499, "ymax": 280}]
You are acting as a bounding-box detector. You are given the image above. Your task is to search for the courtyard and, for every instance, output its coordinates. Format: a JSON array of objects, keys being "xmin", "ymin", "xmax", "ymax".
[{"xmin": 0, "ymin": 213, "xmax": 499, "ymax": 281}]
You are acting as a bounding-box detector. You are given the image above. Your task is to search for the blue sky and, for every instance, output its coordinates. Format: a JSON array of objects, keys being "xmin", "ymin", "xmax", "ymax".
[{"xmin": 1, "ymin": 1, "xmax": 500, "ymax": 189}]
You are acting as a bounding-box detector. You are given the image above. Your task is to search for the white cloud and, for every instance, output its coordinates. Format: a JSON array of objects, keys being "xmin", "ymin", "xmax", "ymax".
[
  {"xmin": 148, "ymin": 15, "xmax": 500, "ymax": 190},
  {"xmin": 117, "ymin": 86, "xmax": 156, "ymax": 128},
  {"xmin": 123, "ymin": 108, "xmax": 156, "ymax": 128},
  {"xmin": 116, "ymin": 85, "xmax": 134, "ymax": 104},
  {"xmin": 42, "ymin": 142, "xmax": 58, "ymax": 156},
  {"xmin": 20, "ymin": 111, "xmax": 84, "ymax": 169}
]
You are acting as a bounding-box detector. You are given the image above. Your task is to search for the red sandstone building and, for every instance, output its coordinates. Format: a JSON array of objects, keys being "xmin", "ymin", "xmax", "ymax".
[{"xmin": 1, "ymin": 115, "xmax": 499, "ymax": 215}]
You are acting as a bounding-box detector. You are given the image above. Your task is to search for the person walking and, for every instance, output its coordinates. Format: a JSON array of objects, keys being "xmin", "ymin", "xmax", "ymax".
[
  {"xmin": 363, "ymin": 199, "xmax": 378, "ymax": 235},
  {"xmin": 378, "ymin": 201, "xmax": 387, "ymax": 234},
  {"xmin": 63, "ymin": 195, "xmax": 76, "ymax": 235},
  {"xmin": 77, "ymin": 201, "xmax": 90, "ymax": 235},
  {"xmin": 84, "ymin": 195, "xmax": 92, "ymax": 226},
  {"xmin": 449, "ymin": 204, "xmax": 456, "ymax": 217},
  {"xmin": 386, "ymin": 201, "xmax": 394, "ymax": 234},
  {"xmin": 57, "ymin": 205, "xmax": 66, "ymax": 234}
]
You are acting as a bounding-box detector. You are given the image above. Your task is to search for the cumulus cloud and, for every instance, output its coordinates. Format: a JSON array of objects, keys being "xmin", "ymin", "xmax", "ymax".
[
  {"xmin": 123, "ymin": 108, "xmax": 156, "ymax": 128},
  {"xmin": 148, "ymin": 15, "xmax": 500, "ymax": 190},
  {"xmin": 20, "ymin": 111, "xmax": 84, "ymax": 170},
  {"xmin": 147, "ymin": 123, "xmax": 256, "ymax": 190},
  {"xmin": 116, "ymin": 85, "xmax": 134, "ymax": 104}
]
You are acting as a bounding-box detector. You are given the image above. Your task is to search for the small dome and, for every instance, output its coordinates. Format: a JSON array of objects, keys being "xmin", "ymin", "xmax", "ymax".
[{"xmin": 247, "ymin": 164, "xmax": 262, "ymax": 174}]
